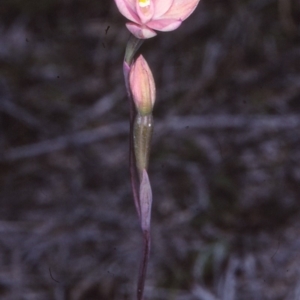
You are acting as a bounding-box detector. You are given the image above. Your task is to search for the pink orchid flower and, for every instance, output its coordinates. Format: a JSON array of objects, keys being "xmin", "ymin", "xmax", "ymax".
[{"xmin": 114, "ymin": 0, "xmax": 200, "ymax": 39}]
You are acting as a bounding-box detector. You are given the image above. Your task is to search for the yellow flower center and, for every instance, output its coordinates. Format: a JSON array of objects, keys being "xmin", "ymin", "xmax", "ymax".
[{"xmin": 138, "ymin": 0, "xmax": 150, "ymax": 8}]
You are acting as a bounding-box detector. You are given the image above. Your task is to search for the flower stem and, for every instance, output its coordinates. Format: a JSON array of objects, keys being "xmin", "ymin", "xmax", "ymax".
[
  {"xmin": 137, "ymin": 230, "xmax": 151, "ymax": 300},
  {"xmin": 124, "ymin": 35, "xmax": 144, "ymax": 66},
  {"xmin": 133, "ymin": 114, "xmax": 153, "ymax": 179},
  {"xmin": 123, "ymin": 34, "xmax": 153, "ymax": 300}
]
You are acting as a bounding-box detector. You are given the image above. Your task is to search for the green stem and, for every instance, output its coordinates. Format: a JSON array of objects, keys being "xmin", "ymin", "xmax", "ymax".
[
  {"xmin": 133, "ymin": 114, "xmax": 153, "ymax": 179},
  {"xmin": 124, "ymin": 35, "xmax": 144, "ymax": 65}
]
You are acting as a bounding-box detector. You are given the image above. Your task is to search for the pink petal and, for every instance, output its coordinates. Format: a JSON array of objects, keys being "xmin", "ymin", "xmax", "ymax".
[
  {"xmin": 114, "ymin": 0, "xmax": 140, "ymax": 23},
  {"xmin": 147, "ymin": 19, "xmax": 182, "ymax": 32},
  {"xmin": 126, "ymin": 22, "xmax": 157, "ymax": 39},
  {"xmin": 136, "ymin": 1, "xmax": 155, "ymax": 24},
  {"xmin": 153, "ymin": 0, "xmax": 174, "ymax": 18},
  {"xmin": 162, "ymin": 0, "xmax": 200, "ymax": 21}
]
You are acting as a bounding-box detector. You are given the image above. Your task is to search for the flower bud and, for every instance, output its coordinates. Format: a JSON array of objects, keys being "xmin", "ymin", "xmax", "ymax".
[{"xmin": 129, "ymin": 55, "xmax": 156, "ymax": 115}]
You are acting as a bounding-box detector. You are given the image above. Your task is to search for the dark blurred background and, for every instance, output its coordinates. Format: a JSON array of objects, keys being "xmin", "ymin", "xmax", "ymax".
[{"xmin": 0, "ymin": 0, "xmax": 300, "ymax": 299}]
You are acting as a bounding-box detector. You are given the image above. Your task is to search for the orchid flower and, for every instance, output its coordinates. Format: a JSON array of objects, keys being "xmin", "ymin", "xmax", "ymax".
[{"xmin": 114, "ymin": 0, "xmax": 200, "ymax": 38}]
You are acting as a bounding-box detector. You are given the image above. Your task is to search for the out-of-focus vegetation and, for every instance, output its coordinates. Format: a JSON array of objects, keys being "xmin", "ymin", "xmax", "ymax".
[{"xmin": 0, "ymin": 0, "xmax": 300, "ymax": 299}]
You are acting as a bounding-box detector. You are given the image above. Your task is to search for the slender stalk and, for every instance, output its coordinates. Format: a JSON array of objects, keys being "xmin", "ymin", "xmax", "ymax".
[
  {"xmin": 124, "ymin": 35, "xmax": 144, "ymax": 66},
  {"xmin": 124, "ymin": 35, "xmax": 153, "ymax": 300},
  {"xmin": 137, "ymin": 230, "xmax": 151, "ymax": 300}
]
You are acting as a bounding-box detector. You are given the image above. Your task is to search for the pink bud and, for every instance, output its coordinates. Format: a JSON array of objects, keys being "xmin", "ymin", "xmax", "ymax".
[
  {"xmin": 129, "ymin": 55, "xmax": 156, "ymax": 115},
  {"xmin": 114, "ymin": 0, "xmax": 200, "ymax": 39}
]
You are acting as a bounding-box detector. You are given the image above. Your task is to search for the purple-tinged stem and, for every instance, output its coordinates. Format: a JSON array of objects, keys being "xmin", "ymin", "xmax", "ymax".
[
  {"xmin": 137, "ymin": 230, "xmax": 151, "ymax": 300},
  {"xmin": 124, "ymin": 35, "xmax": 153, "ymax": 300}
]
